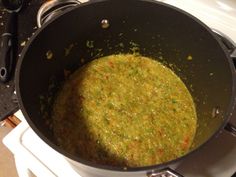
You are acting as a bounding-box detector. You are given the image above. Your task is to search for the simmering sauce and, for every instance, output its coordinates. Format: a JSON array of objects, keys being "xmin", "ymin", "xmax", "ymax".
[{"xmin": 52, "ymin": 54, "xmax": 197, "ymax": 167}]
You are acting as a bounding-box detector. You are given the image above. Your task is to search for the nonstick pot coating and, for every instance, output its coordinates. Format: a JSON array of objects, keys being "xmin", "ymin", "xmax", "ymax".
[{"xmin": 16, "ymin": 0, "xmax": 235, "ymax": 171}]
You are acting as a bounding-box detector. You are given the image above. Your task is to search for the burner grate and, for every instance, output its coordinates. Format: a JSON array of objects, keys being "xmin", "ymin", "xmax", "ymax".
[{"xmin": 37, "ymin": 0, "xmax": 82, "ymax": 28}]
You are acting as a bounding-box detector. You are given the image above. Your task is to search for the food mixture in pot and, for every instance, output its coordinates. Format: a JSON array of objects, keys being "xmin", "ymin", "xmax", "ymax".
[{"xmin": 52, "ymin": 54, "xmax": 197, "ymax": 167}]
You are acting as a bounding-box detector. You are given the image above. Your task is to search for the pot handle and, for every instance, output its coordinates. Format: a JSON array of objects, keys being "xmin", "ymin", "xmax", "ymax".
[
  {"xmin": 225, "ymin": 123, "xmax": 236, "ymax": 137},
  {"xmin": 224, "ymin": 47, "xmax": 236, "ymax": 137},
  {"xmin": 147, "ymin": 168, "xmax": 183, "ymax": 177},
  {"xmin": 215, "ymin": 27, "xmax": 236, "ymax": 137},
  {"xmin": 230, "ymin": 48, "xmax": 236, "ymax": 60}
]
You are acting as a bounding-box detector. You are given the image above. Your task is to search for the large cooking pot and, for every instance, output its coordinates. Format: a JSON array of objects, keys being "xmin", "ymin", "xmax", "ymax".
[{"xmin": 15, "ymin": 0, "xmax": 236, "ymax": 176}]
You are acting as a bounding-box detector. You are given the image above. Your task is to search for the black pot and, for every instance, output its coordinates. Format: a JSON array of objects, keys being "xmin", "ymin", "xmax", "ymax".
[{"xmin": 15, "ymin": 0, "xmax": 236, "ymax": 176}]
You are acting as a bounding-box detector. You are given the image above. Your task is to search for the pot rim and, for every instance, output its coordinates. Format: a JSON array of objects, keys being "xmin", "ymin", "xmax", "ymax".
[{"xmin": 15, "ymin": 0, "xmax": 236, "ymax": 172}]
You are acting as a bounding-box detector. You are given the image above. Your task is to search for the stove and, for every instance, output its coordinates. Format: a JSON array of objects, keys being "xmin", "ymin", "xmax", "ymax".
[{"xmin": 2, "ymin": 0, "xmax": 236, "ymax": 177}]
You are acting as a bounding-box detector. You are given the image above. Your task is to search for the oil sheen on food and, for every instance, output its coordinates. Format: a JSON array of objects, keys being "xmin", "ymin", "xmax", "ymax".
[{"xmin": 52, "ymin": 54, "xmax": 197, "ymax": 167}]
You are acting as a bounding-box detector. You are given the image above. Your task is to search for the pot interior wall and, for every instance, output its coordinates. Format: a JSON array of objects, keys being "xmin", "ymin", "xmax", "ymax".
[{"xmin": 18, "ymin": 0, "xmax": 233, "ymax": 163}]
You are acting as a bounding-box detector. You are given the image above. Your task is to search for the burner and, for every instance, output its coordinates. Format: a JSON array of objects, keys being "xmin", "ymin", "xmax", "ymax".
[{"xmin": 36, "ymin": 0, "xmax": 82, "ymax": 28}]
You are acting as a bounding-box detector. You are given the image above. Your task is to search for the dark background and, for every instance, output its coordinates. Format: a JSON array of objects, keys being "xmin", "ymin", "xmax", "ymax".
[{"xmin": 0, "ymin": 0, "xmax": 45, "ymax": 120}]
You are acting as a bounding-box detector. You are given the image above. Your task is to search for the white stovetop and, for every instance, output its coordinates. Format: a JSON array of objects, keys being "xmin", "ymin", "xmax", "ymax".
[
  {"xmin": 4, "ymin": 111, "xmax": 81, "ymax": 177},
  {"xmin": 4, "ymin": 110, "xmax": 236, "ymax": 177},
  {"xmin": 3, "ymin": 0, "xmax": 236, "ymax": 177},
  {"xmin": 159, "ymin": 0, "xmax": 236, "ymax": 42}
]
